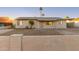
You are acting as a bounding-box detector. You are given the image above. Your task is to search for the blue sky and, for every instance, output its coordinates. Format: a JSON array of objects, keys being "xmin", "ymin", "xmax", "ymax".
[{"xmin": 0, "ymin": 7, "xmax": 79, "ymax": 18}]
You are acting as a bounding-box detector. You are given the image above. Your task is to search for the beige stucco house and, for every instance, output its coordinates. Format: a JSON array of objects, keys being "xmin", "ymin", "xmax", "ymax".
[{"xmin": 13, "ymin": 17, "xmax": 67, "ymax": 29}]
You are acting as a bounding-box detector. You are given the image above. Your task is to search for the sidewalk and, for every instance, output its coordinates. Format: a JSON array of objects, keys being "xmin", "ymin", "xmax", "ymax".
[{"xmin": 0, "ymin": 29, "xmax": 13, "ymax": 34}]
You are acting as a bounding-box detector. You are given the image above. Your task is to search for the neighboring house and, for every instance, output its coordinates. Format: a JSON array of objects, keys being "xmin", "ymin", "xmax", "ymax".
[
  {"xmin": 0, "ymin": 17, "xmax": 13, "ymax": 27},
  {"xmin": 72, "ymin": 18, "xmax": 79, "ymax": 28},
  {"xmin": 65, "ymin": 18, "xmax": 74, "ymax": 28},
  {"xmin": 14, "ymin": 17, "xmax": 72, "ymax": 29},
  {"xmin": 66, "ymin": 18, "xmax": 79, "ymax": 28}
]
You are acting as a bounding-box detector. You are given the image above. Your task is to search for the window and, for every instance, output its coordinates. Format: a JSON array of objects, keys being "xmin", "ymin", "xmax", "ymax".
[
  {"xmin": 17, "ymin": 20, "xmax": 23, "ymax": 25},
  {"xmin": 20, "ymin": 21, "xmax": 23, "ymax": 25},
  {"xmin": 46, "ymin": 22, "xmax": 53, "ymax": 25}
]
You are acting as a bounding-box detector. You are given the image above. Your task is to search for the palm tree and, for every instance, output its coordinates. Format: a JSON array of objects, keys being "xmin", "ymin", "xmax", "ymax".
[
  {"xmin": 39, "ymin": 7, "xmax": 45, "ymax": 16},
  {"xmin": 29, "ymin": 20, "xmax": 34, "ymax": 29}
]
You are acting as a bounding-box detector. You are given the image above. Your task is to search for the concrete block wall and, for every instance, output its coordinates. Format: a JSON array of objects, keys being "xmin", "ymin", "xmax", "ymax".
[
  {"xmin": 22, "ymin": 35, "xmax": 79, "ymax": 51},
  {"xmin": 0, "ymin": 36, "xmax": 10, "ymax": 51},
  {"xmin": 0, "ymin": 34, "xmax": 23, "ymax": 51},
  {"xmin": 10, "ymin": 34, "xmax": 23, "ymax": 51},
  {"xmin": 0, "ymin": 35, "xmax": 79, "ymax": 51}
]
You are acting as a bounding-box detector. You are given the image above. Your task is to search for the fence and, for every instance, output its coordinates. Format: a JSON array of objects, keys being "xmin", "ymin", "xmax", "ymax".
[{"xmin": 0, "ymin": 35, "xmax": 79, "ymax": 51}]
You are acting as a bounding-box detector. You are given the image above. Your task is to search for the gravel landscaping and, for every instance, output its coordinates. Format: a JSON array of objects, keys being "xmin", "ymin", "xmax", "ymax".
[
  {"xmin": 0, "ymin": 28, "xmax": 79, "ymax": 36},
  {"xmin": 0, "ymin": 29, "xmax": 61, "ymax": 36}
]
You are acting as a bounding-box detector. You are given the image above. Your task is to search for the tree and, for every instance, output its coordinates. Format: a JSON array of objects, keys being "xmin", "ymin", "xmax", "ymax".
[
  {"xmin": 29, "ymin": 20, "xmax": 34, "ymax": 29},
  {"xmin": 39, "ymin": 7, "xmax": 45, "ymax": 16},
  {"xmin": 64, "ymin": 16, "xmax": 70, "ymax": 18},
  {"xmin": 40, "ymin": 7, "xmax": 43, "ymax": 10}
]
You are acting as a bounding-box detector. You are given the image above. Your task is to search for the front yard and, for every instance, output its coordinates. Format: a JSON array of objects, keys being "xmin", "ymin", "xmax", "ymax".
[
  {"xmin": 0, "ymin": 28, "xmax": 79, "ymax": 36},
  {"xmin": 0, "ymin": 29, "xmax": 61, "ymax": 36}
]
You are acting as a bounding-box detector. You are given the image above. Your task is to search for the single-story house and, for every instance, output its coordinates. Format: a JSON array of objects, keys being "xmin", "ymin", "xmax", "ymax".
[{"xmin": 13, "ymin": 17, "xmax": 73, "ymax": 29}]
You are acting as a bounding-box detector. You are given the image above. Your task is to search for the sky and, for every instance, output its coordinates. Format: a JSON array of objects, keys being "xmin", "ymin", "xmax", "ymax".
[{"xmin": 0, "ymin": 7, "xmax": 79, "ymax": 18}]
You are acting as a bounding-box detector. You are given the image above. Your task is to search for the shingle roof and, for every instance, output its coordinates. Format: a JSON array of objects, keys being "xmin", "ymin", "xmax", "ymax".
[{"xmin": 16, "ymin": 17, "xmax": 63, "ymax": 21}]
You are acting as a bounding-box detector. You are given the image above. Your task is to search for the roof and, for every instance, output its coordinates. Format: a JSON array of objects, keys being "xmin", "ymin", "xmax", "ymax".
[
  {"xmin": 0, "ymin": 17, "xmax": 13, "ymax": 23},
  {"xmin": 64, "ymin": 18, "xmax": 74, "ymax": 20},
  {"xmin": 15, "ymin": 17, "xmax": 73, "ymax": 21},
  {"xmin": 16, "ymin": 17, "xmax": 63, "ymax": 21}
]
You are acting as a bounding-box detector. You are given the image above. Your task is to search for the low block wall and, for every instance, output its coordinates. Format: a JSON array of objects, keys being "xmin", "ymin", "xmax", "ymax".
[
  {"xmin": 0, "ymin": 35, "xmax": 79, "ymax": 51},
  {"xmin": 22, "ymin": 35, "xmax": 79, "ymax": 51},
  {"xmin": 0, "ymin": 26, "xmax": 11, "ymax": 29},
  {"xmin": 10, "ymin": 35, "xmax": 22, "ymax": 51},
  {"xmin": 0, "ymin": 29, "xmax": 13, "ymax": 34},
  {"xmin": 0, "ymin": 36, "xmax": 9, "ymax": 51}
]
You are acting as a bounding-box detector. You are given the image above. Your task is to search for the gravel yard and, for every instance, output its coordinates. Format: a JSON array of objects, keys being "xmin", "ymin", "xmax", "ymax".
[
  {"xmin": 0, "ymin": 28, "xmax": 79, "ymax": 36},
  {"xmin": 0, "ymin": 29, "xmax": 61, "ymax": 36}
]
